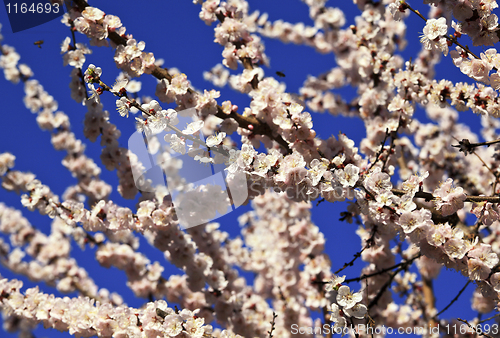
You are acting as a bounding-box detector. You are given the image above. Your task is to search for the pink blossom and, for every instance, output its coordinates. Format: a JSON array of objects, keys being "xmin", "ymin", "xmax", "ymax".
[{"xmin": 434, "ymin": 178, "xmax": 467, "ymax": 216}]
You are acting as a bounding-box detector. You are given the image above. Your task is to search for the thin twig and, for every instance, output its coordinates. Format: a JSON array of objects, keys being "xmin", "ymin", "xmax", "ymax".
[
  {"xmin": 435, "ymin": 280, "xmax": 470, "ymax": 318},
  {"xmin": 382, "ymin": 129, "xmax": 398, "ymax": 173},
  {"xmin": 367, "ymin": 254, "xmax": 421, "ymax": 309},
  {"xmin": 346, "ymin": 253, "xmax": 422, "ymax": 283},
  {"xmin": 479, "ymin": 313, "xmax": 500, "ymax": 324},
  {"xmin": 267, "ymin": 312, "xmax": 278, "ymax": 338},
  {"xmin": 92, "ymin": 75, "xmax": 229, "ymax": 158},
  {"xmin": 458, "ymin": 318, "xmax": 494, "ymax": 338},
  {"xmin": 368, "ymin": 129, "xmax": 390, "ymax": 171},
  {"xmin": 391, "ymin": 188, "xmax": 500, "ymax": 203},
  {"xmin": 335, "ymin": 226, "xmax": 378, "ymax": 276}
]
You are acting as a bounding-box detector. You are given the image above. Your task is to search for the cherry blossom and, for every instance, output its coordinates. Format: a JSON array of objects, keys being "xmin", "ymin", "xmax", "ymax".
[
  {"xmin": 334, "ymin": 164, "xmax": 360, "ymax": 188},
  {"xmin": 336, "ymin": 285, "xmax": 363, "ymax": 309},
  {"xmin": 434, "ymin": 178, "xmax": 467, "ymax": 216}
]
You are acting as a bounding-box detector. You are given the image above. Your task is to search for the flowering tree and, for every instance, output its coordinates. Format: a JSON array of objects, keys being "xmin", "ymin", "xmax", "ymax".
[{"xmin": 1, "ymin": 0, "xmax": 500, "ymax": 337}]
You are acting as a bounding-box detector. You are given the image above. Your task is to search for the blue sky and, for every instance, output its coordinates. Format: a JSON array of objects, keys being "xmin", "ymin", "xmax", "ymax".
[{"xmin": 0, "ymin": 0, "xmax": 492, "ymax": 337}]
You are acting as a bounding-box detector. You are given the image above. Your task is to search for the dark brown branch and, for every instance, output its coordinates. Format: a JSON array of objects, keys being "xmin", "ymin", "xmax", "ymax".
[
  {"xmin": 345, "ymin": 253, "xmax": 422, "ymax": 283},
  {"xmin": 479, "ymin": 313, "xmax": 500, "ymax": 324},
  {"xmin": 267, "ymin": 312, "xmax": 278, "ymax": 338},
  {"xmin": 391, "ymin": 188, "xmax": 500, "ymax": 203},
  {"xmin": 368, "ymin": 128, "xmax": 390, "ymax": 171},
  {"xmin": 452, "ymin": 138, "xmax": 500, "ymax": 156},
  {"xmin": 367, "ymin": 254, "xmax": 420, "ymax": 309},
  {"xmin": 335, "ymin": 225, "xmax": 378, "ymax": 276},
  {"xmin": 382, "ymin": 129, "xmax": 398, "ymax": 173},
  {"xmin": 458, "ymin": 318, "xmax": 495, "ymax": 338}
]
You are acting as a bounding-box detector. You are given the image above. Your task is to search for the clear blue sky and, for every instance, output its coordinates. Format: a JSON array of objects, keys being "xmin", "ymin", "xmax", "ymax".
[{"xmin": 0, "ymin": 1, "xmax": 489, "ymax": 337}]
